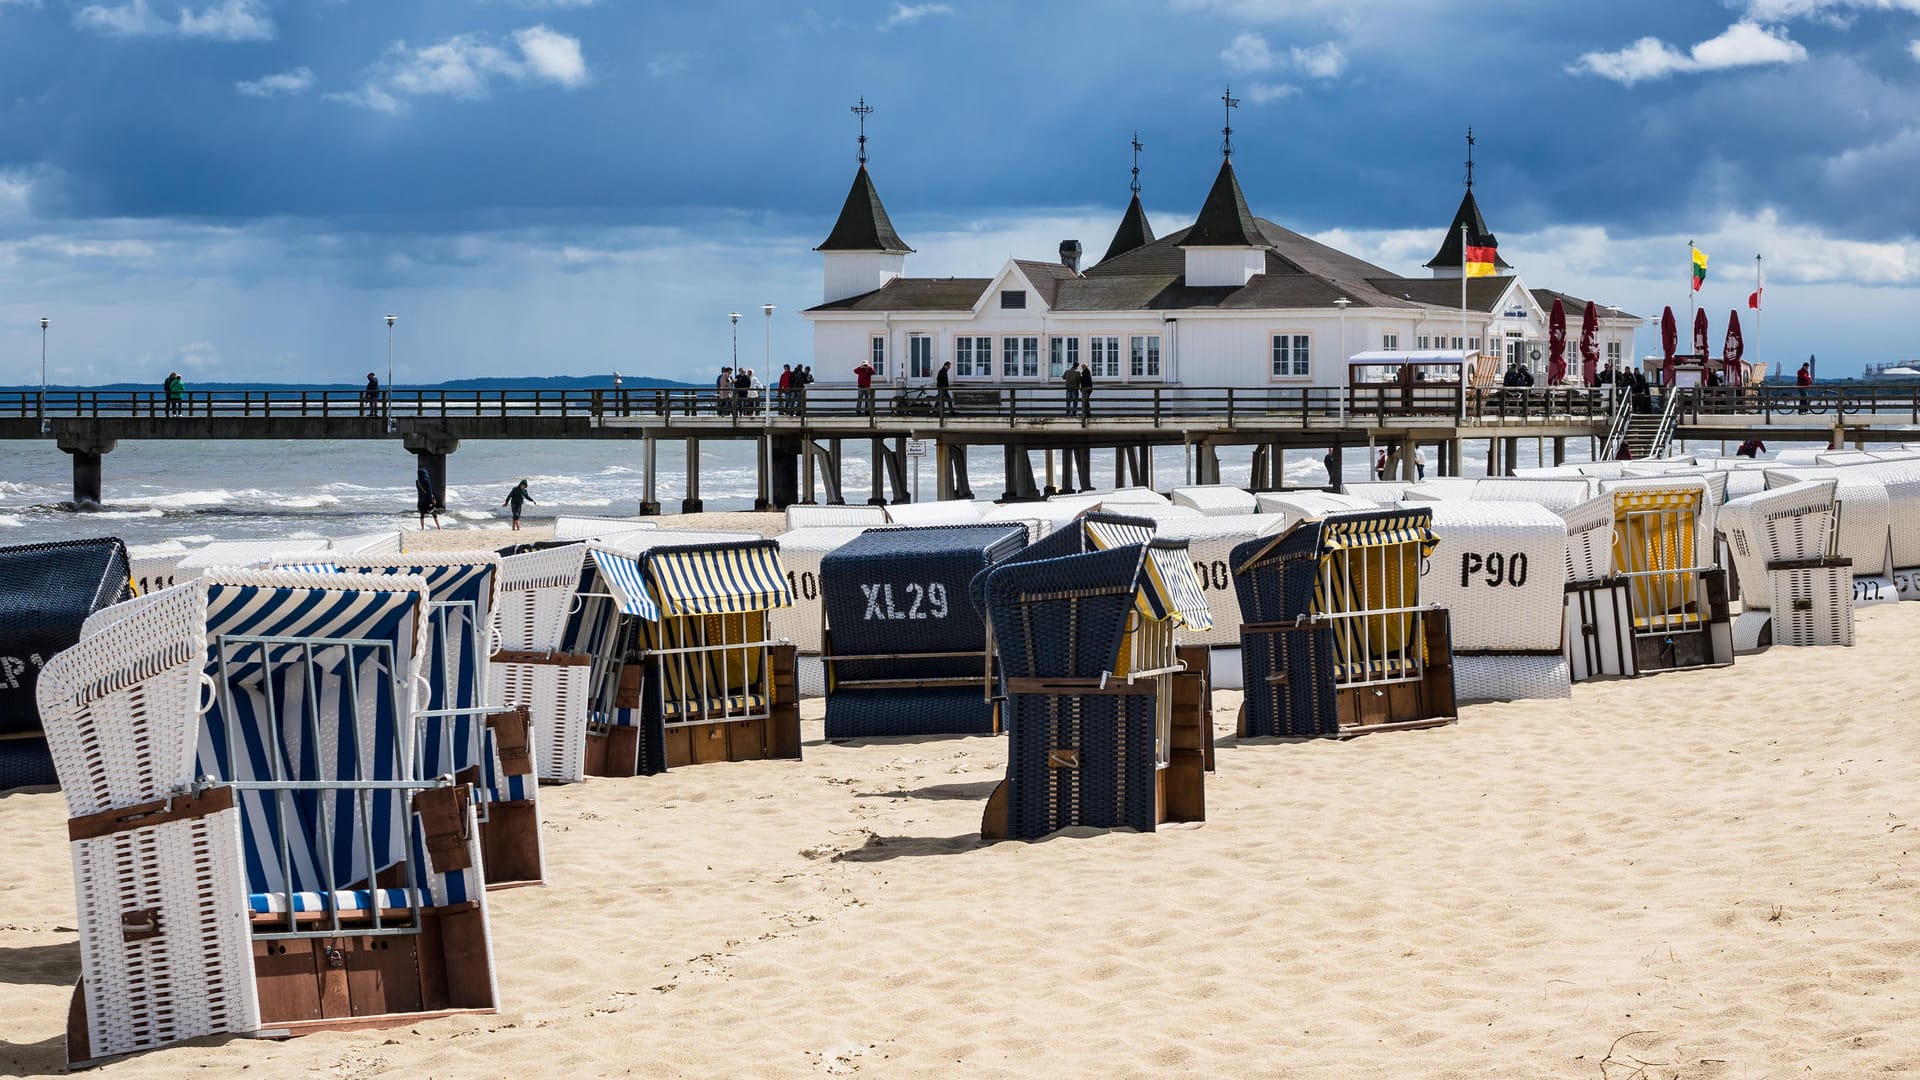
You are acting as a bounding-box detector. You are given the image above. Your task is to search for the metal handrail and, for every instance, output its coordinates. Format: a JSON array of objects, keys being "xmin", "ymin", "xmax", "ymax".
[{"xmin": 1600, "ymin": 389, "xmax": 1634, "ymax": 460}]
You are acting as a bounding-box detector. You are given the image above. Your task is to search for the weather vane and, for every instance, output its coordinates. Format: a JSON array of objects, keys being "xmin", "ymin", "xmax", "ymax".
[
  {"xmin": 1465, "ymin": 126, "xmax": 1476, "ymax": 190},
  {"xmin": 1221, "ymin": 86, "xmax": 1240, "ymax": 160},
  {"xmin": 1130, "ymin": 131, "xmax": 1143, "ymax": 195},
  {"xmin": 852, "ymin": 97, "xmax": 874, "ymax": 166}
]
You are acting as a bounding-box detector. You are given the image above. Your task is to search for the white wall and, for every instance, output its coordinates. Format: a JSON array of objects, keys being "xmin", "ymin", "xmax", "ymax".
[
  {"xmin": 1184, "ymin": 247, "xmax": 1266, "ymax": 288},
  {"xmin": 823, "ymin": 252, "xmax": 906, "ymax": 305}
]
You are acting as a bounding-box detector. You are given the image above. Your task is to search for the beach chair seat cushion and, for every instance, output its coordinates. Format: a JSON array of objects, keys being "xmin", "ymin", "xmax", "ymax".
[
  {"xmin": 248, "ymin": 887, "xmax": 421, "ymax": 916},
  {"xmin": 661, "ymin": 691, "xmax": 769, "ymax": 721}
]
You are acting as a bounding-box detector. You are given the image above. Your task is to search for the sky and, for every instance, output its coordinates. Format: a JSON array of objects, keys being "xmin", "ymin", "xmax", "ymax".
[{"xmin": 3, "ymin": 0, "xmax": 1919, "ymax": 386}]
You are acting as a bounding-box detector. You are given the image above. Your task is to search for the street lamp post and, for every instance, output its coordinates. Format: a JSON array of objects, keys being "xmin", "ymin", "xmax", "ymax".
[
  {"xmin": 1332, "ymin": 298, "xmax": 1350, "ymax": 422},
  {"xmin": 39, "ymin": 316, "xmax": 48, "ymax": 434},
  {"xmin": 384, "ymin": 314, "xmax": 397, "ymax": 431}
]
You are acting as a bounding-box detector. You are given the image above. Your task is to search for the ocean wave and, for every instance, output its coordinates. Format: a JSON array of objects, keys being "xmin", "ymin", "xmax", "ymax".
[
  {"xmin": 0, "ymin": 514, "xmax": 23, "ymax": 528},
  {"xmin": 89, "ymin": 509, "xmax": 166, "ymax": 519}
]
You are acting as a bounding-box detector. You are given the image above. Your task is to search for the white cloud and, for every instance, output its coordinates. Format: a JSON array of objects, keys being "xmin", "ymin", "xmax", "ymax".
[
  {"xmin": 0, "ymin": 0, "xmax": 45, "ymax": 9},
  {"xmin": 1740, "ymin": 0, "xmax": 1920, "ymax": 20},
  {"xmin": 1221, "ymin": 32, "xmax": 1345, "ymax": 79},
  {"xmin": 1247, "ymin": 82, "xmax": 1297, "ymax": 103},
  {"xmin": 74, "ymin": 0, "xmax": 272, "ymax": 39},
  {"xmin": 330, "ymin": 25, "xmax": 590, "ymax": 111},
  {"xmin": 1909, "ymin": 38, "xmax": 1920, "ymax": 60},
  {"xmin": 503, "ymin": 0, "xmax": 596, "ymax": 7},
  {"xmin": 879, "ymin": 2, "xmax": 952, "ymax": 29},
  {"xmin": 1570, "ymin": 21, "xmax": 1806, "ymax": 85},
  {"xmin": 647, "ymin": 52, "xmax": 689, "ymax": 78},
  {"xmin": 235, "ymin": 66, "xmax": 315, "ymax": 97}
]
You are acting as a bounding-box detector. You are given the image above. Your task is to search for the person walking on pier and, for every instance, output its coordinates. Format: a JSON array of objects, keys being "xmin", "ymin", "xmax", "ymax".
[
  {"xmin": 1796, "ymin": 360, "xmax": 1813, "ymax": 413},
  {"xmin": 416, "ymin": 467, "xmax": 443, "ymax": 530},
  {"xmin": 501, "ymin": 479, "xmax": 535, "ymax": 530},
  {"xmin": 936, "ymin": 361, "xmax": 953, "ymax": 416},
  {"xmin": 1078, "ymin": 360, "xmax": 1094, "ymax": 419},
  {"xmin": 717, "ymin": 367, "xmax": 734, "ymax": 415},
  {"xmin": 362, "ymin": 372, "xmax": 380, "ymax": 415},
  {"xmin": 1061, "ymin": 361, "xmax": 1081, "ymax": 416},
  {"xmin": 853, "ymin": 358, "xmax": 876, "ymax": 415}
]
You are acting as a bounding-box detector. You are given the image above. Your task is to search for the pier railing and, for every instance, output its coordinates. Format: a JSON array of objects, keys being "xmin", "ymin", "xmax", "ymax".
[
  {"xmin": 0, "ymin": 384, "xmax": 1624, "ymax": 429},
  {"xmin": 1674, "ymin": 384, "xmax": 1920, "ymax": 424}
]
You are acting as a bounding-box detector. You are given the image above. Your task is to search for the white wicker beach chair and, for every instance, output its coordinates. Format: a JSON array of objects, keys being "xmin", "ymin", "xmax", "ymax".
[
  {"xmin": 1717, "ymin": 480, "xmax": 1838, "ymax": 611},
  {"xmin": 1396, "ymin": 477, "xmax": 1480, "ymax": 502},
  {"xmin": 1170, "ymin": 484, "xmax": 1258, "ymax": 516},
  {"xmin": 1255, "ymin": 491, "xmax": 1379, "ymax": 532},
  {"xmin": 1469, "ymin": 477, "xmax": 1599, "ymax": 515},
  {"xmin": 1334, "ymin": 481, "xmax": 1410, "ymax": 504},
  {"xmin": 490, "ymin": 545, "xmax": 591, "ymax": 783},
  {"xmin": 127, "ymin": 541, "xmax": 189, "ymax": 595},
  {"xmin": 37, "ymin": 571, "xmax": 497, "ymax": 1067},
  {"xmin": 1420, "ymin": 501, "xmax": 1571, "ymax": 701},
  {"xmin": 328, "ymin": 530, "xmax": 404, "ymax": 555},
  {"xmin": 551, "ymin": 516, "xmax": 658, "ymax": 543},
  {"xmin": 173, "ymin": 538, "xmax": 331, "ymax": 576},
  {"xmin": 771, "ymin": 527, "xmax": 872, "ymax": 655},
  {"xmin": 784, "ymin": 504, "xmax": 887, "ymax": 530},
  {"xmin": 884, "ymin": 499, "xmax": 990, "ymax": 525}
]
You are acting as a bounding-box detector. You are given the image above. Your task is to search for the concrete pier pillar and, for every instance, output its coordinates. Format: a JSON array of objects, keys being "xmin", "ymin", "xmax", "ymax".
[
  {"xmin": 937, "ymin": 443, "xmax": 955, "ymax": 501},
  {"xmin": 57, "ymin": 436, "xmax": 115, "ymax": 508},
  {"xmin": 1195, "ymin": 443, "xmax": 1220, "ymax": 485},
  {"xmin": 1072, "ymin": 447, "xmax": 1092, "ymax": 492},
  {"xmin": 1448, "ymin": 439, "xmax": 1464, "ymax": 478},
  {"xmin": 828, "ymin": 439, "xmax": 845, "ymax": 504},
  {"xmin": 1502, "ymin": 438, "xmax": 1520, "ymax": 476},
  {"xmin": 1114, "ymin": 447, "xmax": 1126, "ymax": 489},
  {"xmin": 1552, "ymin": 436, "xmax": 1567, "ymax": 466},
  {"xmin": 869, "ymin": 438, "xmax": 886, "ymax": 506},
  {"xmin": 1004, "ymin": 445, "xmax": 1040, "ymax": 501},
  {"xmin": 1043, "ymin": 449, "xmax": 1058, "ymax": 497},
  {"xmin": 640, "ymin": 437, "xmax": 661, "ymax": 515},
  {"xmin": 683, "ymin": 438, "xmax": 703, "ymax": 514},
  {"xmin": 769, "ymin": 434, "xmax": 801, "ymax": 509},
  {"xmin": 402, "ymin": 431, "xmax": 459, "ymax": 513},
  {"xmin": 1487, "ymin": 438, "xmax": 1500, "ymax": 477}
]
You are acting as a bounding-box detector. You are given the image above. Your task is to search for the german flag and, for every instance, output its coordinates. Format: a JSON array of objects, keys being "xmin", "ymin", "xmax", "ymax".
[{"xmin": 1464, "ymin": 239, "xmax": 1499, "ymax": 278}]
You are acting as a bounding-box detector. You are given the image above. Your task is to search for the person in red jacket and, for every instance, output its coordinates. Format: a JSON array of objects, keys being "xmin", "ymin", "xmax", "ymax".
[
  {"xmin": 853, "ymin": 360, "xmax": 876, "ymax": 415},
  {"xmin": 1796, "ymin": 361, "xmax": 1813, "ymax": 413}
]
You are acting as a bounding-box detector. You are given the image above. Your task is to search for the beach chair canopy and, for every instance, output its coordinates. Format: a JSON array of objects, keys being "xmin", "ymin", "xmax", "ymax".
[
  {"xmin": 1080, "ymin": 528, "xmax": 1212, "ymax": 632},
  {"xmin": 641, "ymin": 539, "xmax": 792, "ymax": 617},
  {"xmin": 590, "ymin": 547, "xmax": 662, "ymax": 620},
  {"xmin": 0, "ymin": 537, "xmax": 133, "ymax": 788}
]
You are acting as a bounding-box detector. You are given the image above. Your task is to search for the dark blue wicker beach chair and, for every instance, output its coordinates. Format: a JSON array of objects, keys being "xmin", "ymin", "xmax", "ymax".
[
  {"xmin": 0, "ymin": 537, "xmax": 132, "ymax": 791},
  {"xmin": 1232, "ymin": 508, "xmax": 1457, "ymax": 738},
  {"xmin": 821, "ymin": 524, "xmax": 1027, "ymax": 738}
]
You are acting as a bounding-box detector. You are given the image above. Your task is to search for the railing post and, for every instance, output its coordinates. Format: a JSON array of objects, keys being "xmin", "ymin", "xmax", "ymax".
[
  {"xmin": 1153, "ymin": 387, "xmax": 1161, "ymax": 427},
  {"xmin": 500, "ymin": 390, "xmax": 508, "ymax": 419},
  {"xmin": 1226, "ymin": 387, "xmax": 1235, "ymax": 427}
]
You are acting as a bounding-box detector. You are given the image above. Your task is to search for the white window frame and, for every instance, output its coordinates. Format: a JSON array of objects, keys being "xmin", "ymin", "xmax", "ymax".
[
  {"xmin": 1089, "ymin": 334, "xmax": 1120, "ymax": 379},
  {"xmin": 1048, "ymin": 336, "xmax": 1079, "ymax": 379},
  {"xmin": 1606, "ymin": 340, "xmax": 1622, "ymax": 365},
  {"xmin": 1382, "ymin": 333, "xmax": 1399, "ymax": 351},
  {"xmin": 1004, "ymin": 335, "xmax": 1040, "ymax": 378},
  {"xmin": 955, "ymin": 335, "xmax": 993, "ymax": 377},
  {"xmin": 1129, "ymin": 334, "xmax": 1161, "ymax": 380},
  {"xmin": 1269, "ymin": 331, "xmax": 1311, "ymax": 381},
  {"xmin": 868, "ymin": 333, "xmax": 886, "ymax": 377},
  {"xmin": 908, "ymin": 334, "xmax": 934, "ymax": 379}
]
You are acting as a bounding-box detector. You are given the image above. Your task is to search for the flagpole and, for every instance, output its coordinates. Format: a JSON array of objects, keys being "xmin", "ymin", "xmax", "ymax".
[
  {"xmin": 1687, "ymin": 241, "xmax": 1695, "ymax": 352},
  {"xmin": 1753, "ymin": 254, "xmax": 1762, "ymax": 379},
  {"xmin": 1460, "ymin": 223, "xmax": 1468, "ymax": 366}
]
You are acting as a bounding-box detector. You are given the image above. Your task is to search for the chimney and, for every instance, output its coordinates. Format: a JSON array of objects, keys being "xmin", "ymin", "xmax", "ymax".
[{"xmin": 1059, "ymin": 239, "xmax": 1082, "ymax": 273}]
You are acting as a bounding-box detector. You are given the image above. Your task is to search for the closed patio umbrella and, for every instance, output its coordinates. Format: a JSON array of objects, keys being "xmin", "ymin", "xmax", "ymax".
[
  {"xmin": 1547, "ymin": 297, "xmax": 1567, "ymax": 385},
  {"xmin": 1723, "ymin": 309, "xmax": 1745, "ymax": 384},
  {"xmin": 1661, "ymin": 306, "xmax": 1678, "ymax": 386},
  {"xmin": 1579, "ymin": 301, "xmax": 1600, "ymax": 386}
]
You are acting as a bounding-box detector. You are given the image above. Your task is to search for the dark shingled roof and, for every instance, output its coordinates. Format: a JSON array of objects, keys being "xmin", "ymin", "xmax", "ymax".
[
  {"xmin": 816, "ymin": 166, "xmax": 913, "ymax": 254},
  {"xmin": 1011, "ymin": 260, "xmax": 1079, "ymax": 307},
  {"xmin": 1098, "ymin": 193, "xmax": 1156, "ymax": 265},
  {"xmin": 805, "ymin": 277, "xmax": 988, "ymax": 312},
  {"xmin": 1529, "ymin": 288, "xmax": 1642, "ymax": 323},
  {"xmin": 1179, "ymin": 160, "xmax": 1262, "ymax": 248},
  {"xmin": 1364, "ymin": 276, "xmax": 1516, "ymax": 313},
  {"xmin": 1424, "ymin": 188, "xmax": 1510, "ymax": 270}
]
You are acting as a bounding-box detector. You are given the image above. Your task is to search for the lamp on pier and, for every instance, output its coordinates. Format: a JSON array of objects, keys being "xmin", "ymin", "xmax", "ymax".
[
  {"xmin": 39, "ymin": 316, "xmax": 49, "ymax": 434},
  {"xmin": 730, "ymin": 311, "xmax": 742, "ymax": 374},
  {"xmin": 384, "ymin": 314, "xmax": 397, "ymax": 432}
]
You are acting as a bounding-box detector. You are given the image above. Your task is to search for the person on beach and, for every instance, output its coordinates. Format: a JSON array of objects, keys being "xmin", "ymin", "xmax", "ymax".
[
  {"xmin": 1736, "ymin": 439, "xmax": 1766, "ymax": 458},
  {"xmin": 501, "ymin": 479, "xmax": 534, "ymax": 530},
  {"xmin": 1414, "ymin": 446, "xmax": 1427, "ymax": 480},
  {"xmin": 1062, "ymin": 361, "xmax": 1080, "ymax": 415},
  {"xmin": 935, "ymin": 360, "xmax": 953, "ymax": 416},
  {"xmin": 717, "ymin": 366, "xmax": 733, "ymax": 415},
  {"xmin": 853, "ymin": 358, "xmax": 876, "ymax": 415},
  {"xmin": 1323, "ymin": 450, "xmax": 1338, "ymax": 489},
  {"xmin": 416, "ymin": 467, "xmax": 442, "ymax": 529},
  {"xmin": 1077, "ymin": 360, "xmax": 1093, "ymax": 419}
]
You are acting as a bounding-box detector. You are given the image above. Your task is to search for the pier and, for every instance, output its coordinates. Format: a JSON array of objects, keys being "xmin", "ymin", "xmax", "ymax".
[{"xmin": 4, "ymin": 384, "xmax": 1917, "ymax": 508}]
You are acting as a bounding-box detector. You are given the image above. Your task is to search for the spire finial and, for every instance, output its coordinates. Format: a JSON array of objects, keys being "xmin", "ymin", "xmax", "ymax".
[
  {"xmin": 1130, "ymin": 131, "xmax": 1143, "ymax": 195},
  {"xmin": 1464, "ymin": 125, "xmax": 1476, "ymax": 190},
  {"xmin": 851, "ymin": 96, "xmax": 874, "ymax": 166},
  {"xmin": 1221, "ymin": 85, "xmax": 1240, "ymax": 160}
]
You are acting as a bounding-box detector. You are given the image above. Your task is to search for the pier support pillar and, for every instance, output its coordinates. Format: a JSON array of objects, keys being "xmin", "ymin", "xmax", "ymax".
[
  {"xmin": 1448, "ymin": 439, "xmax": 1464, "ymax": 478},
  {"xmin": 1003, "ymin": 445, "xmax": 1040, "ymax": 501},
  {"xmin": 1552, "ymin": 437, "xmax": 1567, "ymax": 467},
  {"xmin": 402, "ymin": 431, "xmax": 459, "ymax": 512},
  {"xmin": 1072, "ymin": 447, "xmax": 1092, "ymax": 493},
  {"xmin": 1486, "ymin": 438, "xmax": 1500, "ymax": 477},
  {"xmin": 1502, "ymin": 438, "xmax": 1519, "ymax": 476},
  {"xmin": 640, "ymin": 438, "xmax": 661, "ymax": 515},
  {"xmin": 1399, "ymin": 441, "xmax": 1417, "ymax": 482},
  {"xmin": 869, "ymin": 439, "xmax": 886, "ymax": 506},
  {"xmin": 1195, "ymin": 443, "xmax": 1220, "ymax": 485},
  {"xmin": 1249, "ymin": 446, "xmax": 1271, "ymax": 492},
  {"xmin": 57, "ymin": 436, "xmax": 115, "ymax": 509},
  {"xmin": 683, "ymin": 439, "xmax": 703, "ymax": 514},
  {"xmin": 1059, "ymin": 447, "xmax": 1077, "ymax": 494},
  {"xmin": 769, "ymin": 434, "xmax": 801, "ymax": 509},
  {"xmin": 935, "ymin": 443, "xmax": 972, "ymax": 501}
]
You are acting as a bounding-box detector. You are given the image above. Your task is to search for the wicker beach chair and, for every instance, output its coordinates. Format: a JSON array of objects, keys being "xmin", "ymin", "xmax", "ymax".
[
  {"xmin": 0, "ymin": 537, "xmax": 133, "ymax": 791},
  {"xmin": 785, "ymin": 504, "xmax": 887, "ymax": 530},
  {"xmin": 771, "ymin": 526, "xmax": 872, "ymax": 656},
  {"xmin": 1560, "ymin": 483, "xmax": 1734, "ymax": 678},
  {"xmin": 1419, "ymin": 502, "xmax": 1572, "ymax": 701},
  {"xmin": 1171, "ymin": 484, "xmax": 1258, "ymax": 516},
  {"xmin": 1232, "ymin": 507, "xmax": 1457, "ymax": 737},
  {"xmin": 1720, "ymin": 480, "xmax": 1852, "ymax": 646},
  {"xmin": 820, "ymin": 524, "xmax": 1027, "ymax": 739},
  {"xmin": 978, "ymin": 532, "xmax": 1213, "ymax": 841},
  {"xmin": 279, "ymin": 554, "xmax": 543, "ymax": 888},
  {"xmin": 490, "ymin": 544, "xmax": 592, "ymax": 784},
  {"xmin": 37, "ymin": 571, "xmax": 496, "ymax": 1067}
]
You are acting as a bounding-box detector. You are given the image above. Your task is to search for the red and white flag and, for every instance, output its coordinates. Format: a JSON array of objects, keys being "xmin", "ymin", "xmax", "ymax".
[{"xmin": 1748, "ymin": 259, "xmax": 1765, "ymax": 310}]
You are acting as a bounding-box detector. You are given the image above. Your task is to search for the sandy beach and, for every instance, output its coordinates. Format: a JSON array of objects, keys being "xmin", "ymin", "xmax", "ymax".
[{"xmin": 2, "ymin": 587, "xmax": 1916, "ymax": 1076}]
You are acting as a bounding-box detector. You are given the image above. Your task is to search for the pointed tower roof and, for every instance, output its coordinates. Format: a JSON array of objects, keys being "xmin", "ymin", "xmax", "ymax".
[
  {"xmin": 1180, "ymin": 159, "xmax": 1263, "ymax": 248},
  {"xmin": 1424, "ymin": 187, "xmax": 1510, "ymax": 270},
  {"xmin": 1100, "ymin": 193, "xmax": 1156, "ymax": 264},
  {"xmin": 816, "ymin": 165, "xmax": 913, "ymax": 254}
]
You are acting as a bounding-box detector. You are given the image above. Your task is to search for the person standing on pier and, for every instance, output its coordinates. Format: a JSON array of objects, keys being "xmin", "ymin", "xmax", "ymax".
[
  {"xmin": 717, "ymin": 366, "xmax": 733, "ymax": 415},
  {"xmin": 1796, "ymin": 360, "xmax": 1813, "ymax": 413},
  {"xmin": 853, "ymin": 358, "xmax": 875, "ymax": 415},
  {"xmin": 501, "ymin": 479, "xmax": 535, "ymax": 530},
  {"xmin": 362, "ymin": 372, "xmax": 379, "ymax": 415},
  {"xmin": 163, "ymin": 372, "xmax": 184, "ymax": 416},
  {"xmin": 416, "ymin": 467, "xmax": 443, "ymax": 530},
  {"xmin": 778, "ymin": 364, "xmax": 794, "ymax": 414},
  {"xmin": 735, "ymin": 367, "xmax": 753, "ymax": 415},
  {"xmin": 1061, "ymin": 361, "xmax": 1080, "ymax": 415},
  {"xmin": 936, "ymin": 361, "xmax": 953, "ymax": 416},
  {"xmin": 1078, "ymin": 360, "xmax": 1094, "ymax": 419}
]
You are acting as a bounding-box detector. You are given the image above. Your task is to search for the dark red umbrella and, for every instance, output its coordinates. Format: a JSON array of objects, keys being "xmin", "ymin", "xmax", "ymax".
[
  {"xmin": 1579, "ymin": 300, "xmax": 1600, "ymax": 386},
  {"xmin": 1724, "ymin": 308, "xmax": 1745, "ymax": 384},
  {"xmin": 1661, "ymin": 306, "xmax": 1678, "ymax": 386},
  {"xmin": 1547, "ymin": 297, "xmax": 1567, "ymax": 384},
  {"xmin": 1692, "ymin": 308, "xmax": 1710, "ymax": 360}
]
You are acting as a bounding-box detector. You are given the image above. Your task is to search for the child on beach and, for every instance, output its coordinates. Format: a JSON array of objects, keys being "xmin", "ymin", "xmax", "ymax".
[{"xmin": 502, "ymin": 479, "xmax": 534, "ymax": 530}]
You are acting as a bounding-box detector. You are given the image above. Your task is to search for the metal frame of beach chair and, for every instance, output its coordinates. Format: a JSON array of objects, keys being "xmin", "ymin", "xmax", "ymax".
[
  {"xmin": 0, "ymin": 537, "xmax": 134, "ymax": 792},
  {"xmin": 819, "ymin": 524, "xmax": 1028, "ymax": 739},
  {"xmin": 977, "ymin": 536, "xmax": 1212, "ymax": 841},
  {"xmin": 37, "ymin": 571, "xmax": 496, "ymax": 1067},
  {"xmin": 490, "ymin": 545, "xmax": 592, "ymax": 783},
  {"xmin": 1232, "ymin": 507, "xmax": 1458, "ymax": 737},
  {"xmin": 281, "ymin": 553, "xmax": 544, "ymax": 889}
]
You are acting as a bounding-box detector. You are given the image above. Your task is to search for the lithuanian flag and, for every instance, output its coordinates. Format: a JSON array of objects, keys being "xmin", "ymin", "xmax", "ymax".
[
  {"xmin": 1691, "ymin": 245, "xmax": 1708, "ymax": 291},
  {"xmin": 1464, "ymin": 240, "xmax": 1498, "ymax": 278}
]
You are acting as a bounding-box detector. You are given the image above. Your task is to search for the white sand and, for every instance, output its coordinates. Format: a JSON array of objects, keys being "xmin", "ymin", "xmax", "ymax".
[{"xmin": 3, "ymin": 606, "xmax": 1917, "ymax": 1076}]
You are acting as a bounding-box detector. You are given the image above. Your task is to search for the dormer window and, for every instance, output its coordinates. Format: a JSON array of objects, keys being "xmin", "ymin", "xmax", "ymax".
[{"xmin": 1000, "ymin": 289, "xmax": 1027, "ymax": 310}]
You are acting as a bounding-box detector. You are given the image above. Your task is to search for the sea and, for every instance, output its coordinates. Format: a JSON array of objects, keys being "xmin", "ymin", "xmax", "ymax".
[{"xmin": 0, "ymin": 433, "xmax": 1840, "ymax": 550}]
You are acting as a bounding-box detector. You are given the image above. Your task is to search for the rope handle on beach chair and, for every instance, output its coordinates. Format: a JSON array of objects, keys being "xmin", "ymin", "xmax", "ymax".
[{"xmin": 194, "ymin": 673, "xmax": 218, "ymax": 716}]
